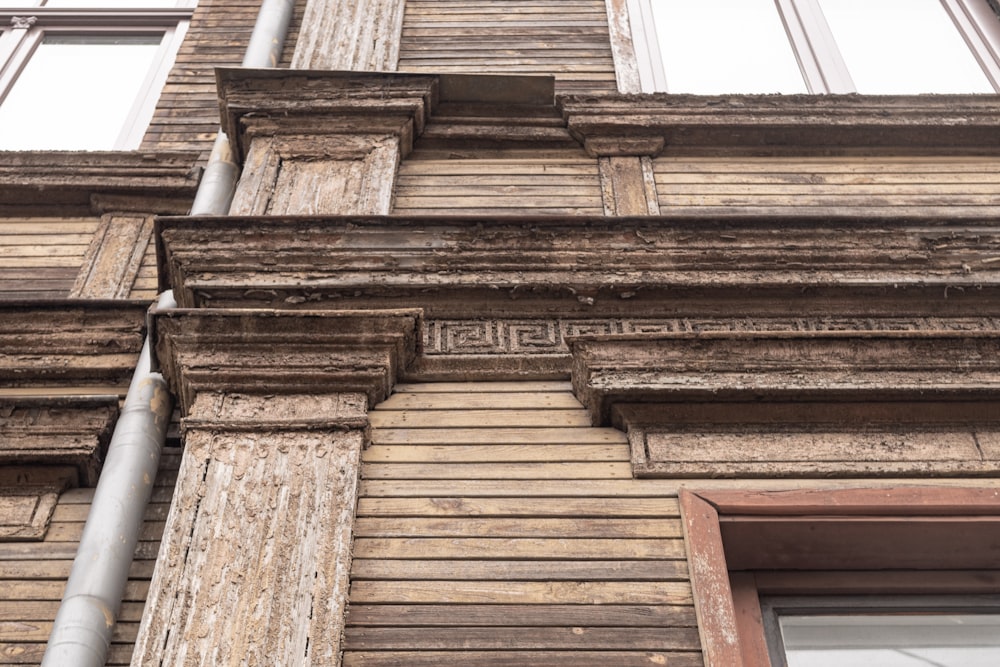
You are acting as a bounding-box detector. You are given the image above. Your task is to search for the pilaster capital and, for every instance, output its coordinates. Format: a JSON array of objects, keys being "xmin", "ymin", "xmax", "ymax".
[
  {"xmin": 560, "ymin": 94, "xmax": 1000, "ymax": 156},
  {"xmin": 217, "ymin": 69, "xmax": 440, "ymax": 163},
  {"xmin": 152, "ymin": 308, "xmax": 422, "ymax": 421}
]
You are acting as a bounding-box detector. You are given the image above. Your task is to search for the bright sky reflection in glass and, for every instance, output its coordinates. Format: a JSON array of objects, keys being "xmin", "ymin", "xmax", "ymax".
[
  {"xmin": 650, "ymin": 0, "xmax": 808, "ymax": 93},
  {"xmin": 781, "ymin": 613, "xmax": 1000, "ymax": 667},
  {"xmin": 817, "ymin": 0, "xmax": 993, "ymax": 93},
  {"xmin": 0, "ymin": 34, "xmax": 161, "ymax": 150}
]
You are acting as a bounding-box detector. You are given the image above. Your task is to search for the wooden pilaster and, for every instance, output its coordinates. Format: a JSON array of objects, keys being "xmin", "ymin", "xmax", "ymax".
[
  {"xmin": 132, "ymin": 309, "xmax": 420, "ymax": 667},
  {"xmin": 291, "ymin": 0, "xmax": 406, "ymax": 71}
]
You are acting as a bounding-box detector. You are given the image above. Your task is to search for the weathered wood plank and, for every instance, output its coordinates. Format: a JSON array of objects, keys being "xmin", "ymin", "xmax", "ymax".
[
  {"xmin": 353, "ymin": 517, "xmax": 682, "ymax": 538},
  {"xmin": 346, "ymin": 603, "xmax": 697, "ymax": 627},
  {"xmin": 350, "ymin": 580, "xmax": 692, "ymax": 605},
  {"xmin": 0, "ymin": 601, "xmax": 146, "ymax": 623},
  {"xmin": 391, "ymin": 381, "xmax": 573, "ymax": 393},
  {"xmin": 0, "ymin": 559, "xmax": 154, "ymax": 580},
  {"xmin": 362, "ymin": 462, "xmax": 634, "ymax": 479},
  {"xmin": 369, "ymin": 409, "xmax": 592, "ymax": 428},
  {"xmin": 378, "ymin": 391, "xmax": 582, "ymax": 409},
  {"xmin": 371, "ymin": 427, "xmax": 626, "ymax": 445},
  {"xmin": 361, "ymin": 444, "xmax": 629, "ymax": 463},
  {"xmin": 356, "ymin": 496, "xmax": 681, "ymax": 517},
  {"xmin": 350, "ymin": 559, "xmax": 688, "ymax": 581},
  {"xmin": 342, "ymin": 651, "xmax": 705, "ymax": 667},
  {"xmin": 343, "ymin": 626, "xmax": 701, "ymax": 650},
  {"xmin": 352, "ymin": 538, "xmax": 685, "ymax": 560}
]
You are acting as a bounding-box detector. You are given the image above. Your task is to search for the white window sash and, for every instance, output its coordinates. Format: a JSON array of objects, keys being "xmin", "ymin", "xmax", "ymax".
[{"xmin": 627, "ymin": 0, "xmax": 1000, "ymax": 94}]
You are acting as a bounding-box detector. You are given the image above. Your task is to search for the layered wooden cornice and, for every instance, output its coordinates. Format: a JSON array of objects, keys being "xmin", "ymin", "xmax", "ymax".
[
  {"xmin": 559, "ymin": 94, "xmax": 1000, "ymax": 156},
  {"xmin": 157, "ymin": 214, "xmax": 1000, "ymax": 308},
  {"xmin": 0, "ymin": 152, "xmax": 201, "ymax": 217},
  {"xmin": 0, "ymin": 301, "xmax": 148, "ymax": 389},
  {"xmin": 152, "ymin": 308, "xmax": 422, "ymax": 420},
  {"xmin": 216, "ymin": 69, "xmax": 561, "ymax": 163},
  {"xmin": 568, "ymin": 331, "xmax": 1000, "ymax": 478}
]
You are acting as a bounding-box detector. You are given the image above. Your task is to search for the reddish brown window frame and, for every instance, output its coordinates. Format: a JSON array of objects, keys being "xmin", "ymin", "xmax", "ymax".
[{"xmin": 679, "ymin": 487, "xmax": 1000, "ymax": 667}]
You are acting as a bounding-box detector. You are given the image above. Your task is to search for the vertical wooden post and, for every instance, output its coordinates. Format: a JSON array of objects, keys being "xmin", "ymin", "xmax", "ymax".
[
  {"xmin": 132, "ymin": 309, "xmax": 421, "ymax": 667},
  {"xmin": 217, "ymin": 71, "xmax": 437, "ymax": 216},
  {"xmin": 291, "ymin": 0, "xmax": 406, "ymax": 70},
  {"xmin": 133, "ymin": 393, "xmax": 367, "ymax": 666}
]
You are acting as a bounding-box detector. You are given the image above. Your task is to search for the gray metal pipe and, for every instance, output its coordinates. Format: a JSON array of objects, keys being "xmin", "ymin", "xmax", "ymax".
[
  {"xmin": 190, "ymin": 0, "xmax": 296, "ymax": 215},
  {"xmin": 41, "ymin": 291, "xmax": 177, "ymax": 667},
  {"xmin": 42, "ymin": 0, "xmax": 297, "ymax": 661}
]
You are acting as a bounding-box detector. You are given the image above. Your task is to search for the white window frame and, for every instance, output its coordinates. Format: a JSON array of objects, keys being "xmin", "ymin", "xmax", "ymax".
[
  {"xmin": 628, "ymin": 0, "xmax": 1000, "ymax": 93},
  {"xmin": 0, "ymin": 3, "xmax": 193, "ymax": 150}
]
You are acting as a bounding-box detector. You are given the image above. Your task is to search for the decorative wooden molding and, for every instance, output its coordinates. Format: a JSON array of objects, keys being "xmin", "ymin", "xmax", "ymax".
[
  {"xmin": 560, "ymin": 94, "xmax": 1000, "ymax": 156},
  {"xmin": 680, "ymin": 487, "xmax": 1000, "ymax": 667},
  {"xmin": 291, "ymin": 0, "xmax": 406, "ymax": 70},
  {"xmin": 569, "ymin": 331, "xmax": 1000, "ymax": 478},
  {"xmin": 217, "ymin": 69, "xmax": 439, "ymax": 165},
  {"xmin": 133, "ymin": 414, "xmax": 367, "ymax": 666},
  {"xmin": 137, "ymin": 308, "xmax": 421, "ymax": 667},
  {"xmin": 598, "ymin": 156, "xmax": 660, "ymax": 215},
  {"xmin": 604, "ymin": 0, "xmax": 642, "ymax": 93},
  {"xmin": 217, "ymin": 69, "xmax": 439, "ymax": 215},
  {"xmin": 0, "ymin": 397, "xmax": 117, "ymax": 540},
  {"xmin": 570, "ymin": 331, "xmax": 1000, "ymax": 420},
  {"xmin": 156, "ymin": 214, "xmax": 1000, "ymax": 309},
  {"xmin": 0, "ymin": 152, "xmax": 199, "ymax": 217},
  {"xmin": 152, "ymin": 308, "xmax": 422, "ymax": 416},
  {"xmin": 0, "ymin": 396, "xmax": 119, "ymax": 486},
  {"xmin": 0, "ymin": 301, "xmax": 148, "ymax": 390},
  {"xmin": 71, "ymin": 213, "xmax": 155, "ymax": 299},
  {"xmin": 0, "ymin": 466, "xmax": 76, "ymax": 541}
]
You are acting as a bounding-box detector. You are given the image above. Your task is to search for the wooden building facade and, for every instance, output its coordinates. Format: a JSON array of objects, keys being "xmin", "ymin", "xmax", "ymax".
[{"xmin": 2, "ymin": 1, "xmax": 1000, "ymax": 665}]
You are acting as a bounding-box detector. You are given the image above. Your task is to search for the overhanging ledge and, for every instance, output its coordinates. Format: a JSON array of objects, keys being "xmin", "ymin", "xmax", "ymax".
[
  {"xmin": 152, "ymin": 308, "xmax": 422, "ymax": 419},
  {"xmin": 569, "ymin": 331, "xmax": 1000, "ymax": 478}
]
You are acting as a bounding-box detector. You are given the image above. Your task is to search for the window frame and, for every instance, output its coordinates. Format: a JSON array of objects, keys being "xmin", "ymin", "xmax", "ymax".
[
  {"xmin": 0, "ymin": 5, "xmax": 193, "ymax": 150},
  {"xmin": 759, "ymin": 594, "xmax": 1000, "ymax": 666},
  {"xmin": 627, "ymin": 0, "xmax": 1000, "ymax": 93},
  {"xmin": 679, "ymin": 487, "xmax": 1000, "ymax": 667}
]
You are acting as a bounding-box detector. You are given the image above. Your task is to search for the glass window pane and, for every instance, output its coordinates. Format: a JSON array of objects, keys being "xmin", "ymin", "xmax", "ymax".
[
  {"xmin": 781, "ymin": 613, "xmax": 1000, "ymax": 667},
  {"xmin": 649, "ymin": 0, "xmax": 807, "ymax": 94},
  {"xmin": 0, "ymin": 33, "xmax": 163, "ymax": 150},
  {"xmin": 817, "ymin": 0, "xmax": 993, "ymax": 93},
  {"xmin": 43, "ymin": 0, "xmax": 187, "ymax": 7}
]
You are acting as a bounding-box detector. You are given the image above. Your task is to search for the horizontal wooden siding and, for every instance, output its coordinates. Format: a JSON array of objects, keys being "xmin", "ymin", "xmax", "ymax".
[
  {"xmin": 393, "ymin": 151, "xmax": 604, "ymax": 215},
  {"xmin": 655, "ymin": 156, "xmax": 1000, "ymax": 217},
  {"xmin": 346, "ymin": 381, "xmax": 701, "ymax": 667},
  {"xmin": 0, "ymin": 219, "xmax": 99, "ymax": 301},
  {"xmin": 0, "ymin": 447, "xmax": 180, "ymax": 666},
  {"xmin": 398, "ymin": 0, "xmax": 617, "ymax": 95}
]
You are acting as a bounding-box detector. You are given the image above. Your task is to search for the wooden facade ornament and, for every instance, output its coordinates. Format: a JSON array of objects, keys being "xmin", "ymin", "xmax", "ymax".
[
  {"xmin": 569, "ymin": 331, "xmax": 1000, "ymax": 478},
  {"xmin": 134, "ymin": 308, "xmax": 420, "ymax": 667},
  {"xmin": 291, "ymin": 0, "xmax": 406, "ymax": 70},
  {"xmin": 218, "ymin": 69, "xmax": 438, "ymax": 215}
]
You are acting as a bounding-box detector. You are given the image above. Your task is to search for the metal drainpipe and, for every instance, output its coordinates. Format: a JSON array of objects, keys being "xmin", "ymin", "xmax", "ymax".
[
  {"xmin": 41, "ymin": 290, "xmax": 176, "ymax": 667},
  {"xmin": 191, "ymin": 0, "xmax": 296, "ymax": 215},
  {"xmin": 42, "ymin": 1, "xmax": 297, "ymax": 662}
]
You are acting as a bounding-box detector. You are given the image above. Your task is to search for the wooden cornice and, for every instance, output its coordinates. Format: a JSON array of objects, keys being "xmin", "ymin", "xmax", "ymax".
[
  {"xmin": 0, "ymin": 396, "xmax": 119, "ymax": 487},
  {"xmin": 569, "ymin": 331, "xmax": 1000, "ymax": 478},
  {"xmin": 0, "ymin": 301, "xmax": 148, "ymax": 390},
  {"xmin": 569, "ymin": 330, "xmax": 1000, "ymax": 425},
  {"xmin": 559, "ymin": 93, "xmax": 1000, "ymax": 156},
  {"xmin": 152, "ymin": 308, "xmax": 422, "ymax": 418},
  {"xmin": 156, "ymin": 214, "xmax": 1000, "ymax": 312},
  {"xmin": 217, "ymin": 69, "xmax": 559, "ymax": 163},
  {"xmin": 0, "ymin": 151, "xmax": 201, "ymax": 216}
]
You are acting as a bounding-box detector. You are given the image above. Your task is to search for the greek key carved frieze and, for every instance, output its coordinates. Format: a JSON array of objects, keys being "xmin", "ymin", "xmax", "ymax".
[{"xmin": 423, "ymin": 317, "xmax": 1000, "ymax": 355}]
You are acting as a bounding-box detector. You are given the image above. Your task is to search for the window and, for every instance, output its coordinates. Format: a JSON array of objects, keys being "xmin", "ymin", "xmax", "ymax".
[
  {"xmin": 628, "ymin": 0, "xmax": 1000, "ymax": 93},
  {"xmin": 0, "ymin": 0, "xmax": 193, "ymax": 150},
  {"xmin": 679, "ymin": 488, "xmax": 1000, "ymax": 667}
]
